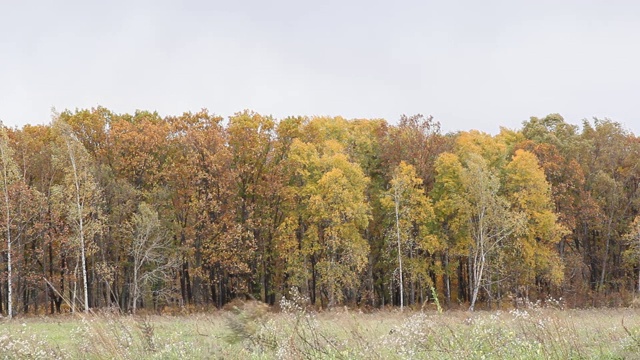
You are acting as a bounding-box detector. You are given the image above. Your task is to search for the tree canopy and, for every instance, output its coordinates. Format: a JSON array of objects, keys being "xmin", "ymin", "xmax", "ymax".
[{"xmin": 0, "ymin": 109, "xmax": 638, "ymax": 314}]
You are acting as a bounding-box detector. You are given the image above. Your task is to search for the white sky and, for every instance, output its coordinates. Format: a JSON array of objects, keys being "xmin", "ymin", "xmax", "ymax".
[{"xmin": 1, "ymin": 0, "xmax": 639, "ymax": 135}]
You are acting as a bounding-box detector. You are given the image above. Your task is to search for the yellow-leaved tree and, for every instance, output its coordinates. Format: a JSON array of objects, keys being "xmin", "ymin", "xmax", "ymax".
[
  {"xmin": 282, "ymin": 137, "xmax": 370, "ymax": 307},
  {"xmin": 381, "ymin": 161, "xmax": 436, "ymax": 311},
  {"xmin": 503, "ymin": 149, "xmax": 567, "ymax": 294},
  {"xmin": 434, "ymin": 132, "xmax": 527, "ymax": 311}
]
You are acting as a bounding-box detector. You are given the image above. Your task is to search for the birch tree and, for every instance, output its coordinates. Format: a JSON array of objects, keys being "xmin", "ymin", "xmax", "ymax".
[
  {"xmin": 463, "ymin": 154, "xmax": 526, "ymax": 311},
  {"xmin": 382, "ymin": 161, "xmax": 436, "ymax": 311},
  {"xmin": 53, "ymin": 119, "xmax": 102, "ymax": 313},
  {"xmin": 434, "ymin": 151, "xmax": 525, "ymax": 311},
  {"xmin": 0, "ymin": 123, "xmax": 20, "ymax": 318}
]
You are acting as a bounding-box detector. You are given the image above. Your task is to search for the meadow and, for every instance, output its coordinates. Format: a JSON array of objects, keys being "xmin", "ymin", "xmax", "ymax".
[{"xmin": 1, "ymin": 300, "xmax": 639, "ymax": 359}]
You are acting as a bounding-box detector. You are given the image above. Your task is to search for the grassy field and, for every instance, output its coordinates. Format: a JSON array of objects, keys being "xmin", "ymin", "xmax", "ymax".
[{"xmin": 1, "ymin": 302, "xmax": 640, "ymax": 359}]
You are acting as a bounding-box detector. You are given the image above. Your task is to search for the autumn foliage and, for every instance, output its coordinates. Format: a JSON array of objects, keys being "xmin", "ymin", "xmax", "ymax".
[{"xmin": 0, "ymin": 109, "xmax": 639, "ymax": 315}]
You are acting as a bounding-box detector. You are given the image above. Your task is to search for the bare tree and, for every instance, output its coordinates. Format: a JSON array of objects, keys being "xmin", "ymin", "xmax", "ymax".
[
  {"xmin": 127, "ymin": 202, "xmax": 176, "ymax": 314},
  {"xmin": 462, "ymin": 154, "xmax": 526, "ymax": 311}
]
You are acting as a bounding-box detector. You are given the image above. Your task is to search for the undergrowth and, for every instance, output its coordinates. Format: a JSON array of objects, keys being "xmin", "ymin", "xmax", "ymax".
[{"xmin": 0, "ymin": 294, "xmax": 639, "ymax": 359}]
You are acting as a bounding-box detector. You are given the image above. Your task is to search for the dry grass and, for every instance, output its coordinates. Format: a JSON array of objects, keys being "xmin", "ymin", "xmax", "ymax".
[{"xmin": 0, "ymin": 301, "xmax": 639, "ymax": 359}]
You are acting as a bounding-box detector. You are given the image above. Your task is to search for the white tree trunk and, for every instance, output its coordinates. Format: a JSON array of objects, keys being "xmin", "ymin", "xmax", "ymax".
[
  {"xmin": 79, "ymin": 213, "xmax": 89, "ymax": 313},
  {"xmin": 5, "ymin": 206, "xmax": 11, "ymax": 319},
  {"xmin": 1, "ymin": 138, "xmax": 13, "ymax": 319},
  {"xmin": 469, "ymin": 252, "xmax": 485, "ymax": 311},
  {"xmin": 600, "ymin": 218, "xmax": 613, "ymax": 290},
  {"xmin": 469, "ymin": 211, "xmax": 486, "ymax": 312},
  {"xmin": 67, "ymin": 139, "xmax": 89, "ymax": 314},
  {"xmin": 72, "ymin": 259, "xmax": 79, "ymax": 313}
]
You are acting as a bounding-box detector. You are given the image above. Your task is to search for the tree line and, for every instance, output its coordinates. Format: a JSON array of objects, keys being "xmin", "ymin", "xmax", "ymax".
[{"xmin": 0, "ymin": 108, "xmax": 639, "ymax": 316}]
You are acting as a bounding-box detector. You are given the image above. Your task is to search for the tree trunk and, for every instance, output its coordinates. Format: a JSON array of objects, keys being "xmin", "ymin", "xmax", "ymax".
[
  {"xmin": 637, "ymin": 265, "xmax": 640, "ymax": 294},
  {"xmin": 599, "ymin": 218, "xmax": 613, "ymax": 291},
  {"xmin": 394, "ymin": 194, "xmax": 404, "ymax": 311},
  {"xmin": 67, "ymin": 138, "xmax": 90, "ymax": 314},
  {"xmin": 5, "ymin": 212, "xmax": 11, "ymax": 319},
  {"xmin": 310, "ymin": 254, "xmax": 317, "ymax": 305},
  {"xmin": 469, "ymin": 247, "xmax": 486, "ymax": 312},
  {"xmin": 132, "ymin": 260, "xmax": 138, "ymax": 314},
  {"xmin": 444, "ymin": 252, "xmax": 451, "ymax": 305},
  {"xmin": 2, "ymin": 147, "xmax": 13, "ymax": 319}
]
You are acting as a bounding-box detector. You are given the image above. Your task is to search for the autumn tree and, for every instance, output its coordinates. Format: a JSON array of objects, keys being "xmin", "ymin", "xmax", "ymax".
[
  {"xmin": 12, "ymin": 125, "xmax": 66, "ymax": 313},
  {"xmin": 577, "ymin": 119, "xmax": 639, "ymax": 294},
  {"xmin": 227, "ymin": 110, "xmax": 290, "ymax": 304},
  {"xmin": 0, "ymin": 123, "xmax": 20, "ymax": 318},
  {"xmin": 58, "ymin": 107, "xmax": 113, "ymax": 162},
  {"xmin": 431, "ymin": 152, "xmax": 467, "ymax": 305},
  {"xmin": 0, "ymin": 107, "xmax": 639, "ymax": 313},
  {"xmin": 623, "ymin": 216, "xmax": 640, "ymax": 294},
  {"xmin": 283, "ymin": 137, "xmax": 370, "ymax": 307},
  {"xmin": 53, "ymin": 119, "xmax": 103, "ymax": 313},
  {"xmin": 519, "ymin": 115, "xmax": 596, "ymax": 301},
  {"xmin": 521, "ymin": 114, "xmax": 579, "ymax": 155},
  {"xmin": 462, "ymin": 153, "xmax": 526, "ymax": 310},
  {"xmin": 503, "ymin": 149, "xmax": 566, "ymax": 295},
  {"xmin": 344, "ymin": 119, "xmax": 390, "ymax": 306},
  {"xmin": 381, "ymin": 114, "xmax": 449, "ymax": 191},
  {"xmin": 160, "ymin": 109, "xmax": 251, "ymax": 308},
  {"xmin": 109, "ymin": 110, "xmax": 169, "ymax": 190},
  {"xmin": 381, "ymin": 161, "xmax": 436, "ymax": 310},
  {"xmin": 434, "ymin": 131, "xmax": 528, "ymax": 311},
  {"xmin": 126, "ymin": 202, "xmax": 176, "ymax": 314}
]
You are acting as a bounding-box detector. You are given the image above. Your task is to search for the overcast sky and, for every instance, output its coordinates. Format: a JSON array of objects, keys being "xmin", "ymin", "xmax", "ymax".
[{"xmin": 1, "ymin": 0, "xmax": 639, "ymax": 134}]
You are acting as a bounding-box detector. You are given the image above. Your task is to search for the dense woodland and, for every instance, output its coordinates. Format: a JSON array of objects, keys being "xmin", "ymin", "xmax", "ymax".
[{"xmin": 0, "ymin": 108, "xmax": 639, "ymax": 316}]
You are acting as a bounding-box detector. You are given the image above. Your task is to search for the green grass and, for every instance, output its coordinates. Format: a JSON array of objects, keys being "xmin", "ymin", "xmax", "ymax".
[{"xmin": 0, "ymin": 305, "xmax": 639, "ymax": 359}]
